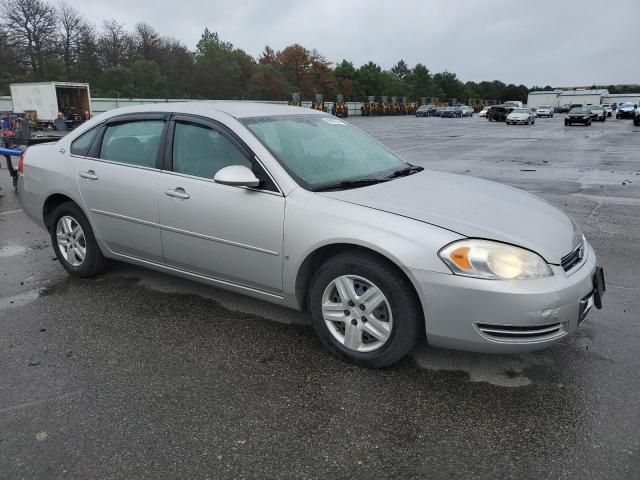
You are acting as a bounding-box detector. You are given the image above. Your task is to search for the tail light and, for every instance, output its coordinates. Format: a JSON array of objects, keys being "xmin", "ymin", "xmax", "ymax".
[{"xmin": 17, "ymin": 148, "xmax": 26, "ymax": 176}]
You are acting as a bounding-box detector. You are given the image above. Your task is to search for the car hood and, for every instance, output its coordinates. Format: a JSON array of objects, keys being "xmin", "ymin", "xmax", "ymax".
[
  {"xmin": 319, "ymin": 171, "xmax": 581, "ymax": 264},
  {"xmin": 508, "ymin": 113, "xmax": 529, "ymax": 118},
  {"xmin": 619, "ymin": 106, "xmax": 635, "ymax": 112}
]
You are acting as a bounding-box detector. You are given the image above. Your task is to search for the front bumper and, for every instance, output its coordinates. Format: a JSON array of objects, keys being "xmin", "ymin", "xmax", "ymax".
[{"xmin": 411, "ymin": 243, "xmax": 599, "ymax": 353}]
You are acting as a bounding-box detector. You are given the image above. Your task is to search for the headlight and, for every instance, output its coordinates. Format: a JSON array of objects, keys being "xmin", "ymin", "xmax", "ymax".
[{"xmin": 439, "ymin": 239, "xmax": 553, "ymax": 280}]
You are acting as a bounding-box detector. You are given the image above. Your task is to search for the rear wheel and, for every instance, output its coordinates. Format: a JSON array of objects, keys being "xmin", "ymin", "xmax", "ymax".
[
  {"xmin": 308, "ymin": 251, "xmax": 422, "ymax": 368},
  {"xmin": 50, "ymin": 202, "xmax": 106, "ymax": 277}
]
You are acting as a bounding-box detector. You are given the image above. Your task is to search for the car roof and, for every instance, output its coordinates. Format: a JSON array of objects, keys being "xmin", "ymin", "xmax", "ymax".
[{"xmin": 96, "ymin": 101, "xmax": 326, "ymax": 120}]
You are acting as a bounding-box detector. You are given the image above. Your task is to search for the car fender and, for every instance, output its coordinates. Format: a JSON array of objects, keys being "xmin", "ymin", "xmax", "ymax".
[{"xmin": 281, "ymin": 188, "xmax": 462, "ymax": 309}]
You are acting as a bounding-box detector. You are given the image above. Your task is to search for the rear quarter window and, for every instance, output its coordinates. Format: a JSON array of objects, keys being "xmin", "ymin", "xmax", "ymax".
[{"xmin": 70, "ymin": 127, "xmax": 98, "ymax": 156}]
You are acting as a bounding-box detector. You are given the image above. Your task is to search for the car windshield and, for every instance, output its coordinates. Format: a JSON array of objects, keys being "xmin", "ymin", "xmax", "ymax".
[
  {"xmin": 570, "ymin": 108, "xmax": 588, "ymax": 114},
  {"xmin": 620, "ymin": 103, "xmax": 634, "ymax": 108},
  {"xmin": 513, "ymin": 108, "xmax": 529, "ymax": 113},
  {"xmin": 539, "ymin": 105, "xmax": 550, "ymax": 109},
  {"xmin": 590, "ymin": 106, "xmax": 603, "ymax": 110},
  {"xmin": 242, "ymin": 114, "xmax": 408, "ymax": 190}
]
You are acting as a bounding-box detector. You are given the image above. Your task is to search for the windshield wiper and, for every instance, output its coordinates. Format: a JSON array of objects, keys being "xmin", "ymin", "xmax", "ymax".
[
  {"xmin": 385, "ymin": 165, "xmax": 424, "ymax": 179},
  {"xmin": 312, "ymin": 177, "xmax": 390, "ymax": 192}
]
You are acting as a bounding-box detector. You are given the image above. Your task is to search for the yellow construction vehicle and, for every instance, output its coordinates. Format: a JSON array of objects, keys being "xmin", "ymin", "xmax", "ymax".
[
  {"xmin": 288, "ymin": 93, "xmax": 302, "ymax": 107},
  {"xmin": 311, "ymin": 94, "xmax": 325, "ymax": 112},
  {"xmin": 332, "ymin": 94, "xmax": 349, "ymax": 118}
]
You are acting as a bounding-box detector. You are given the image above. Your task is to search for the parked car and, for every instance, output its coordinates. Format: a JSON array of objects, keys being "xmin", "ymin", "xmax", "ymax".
[
  {"xmin": 536, "ymin": 105, "xmax": 554, "ymax": 118},
  {"xmin": 478, "ymin": 106, "xmax": 490, "ymax": 118},
  {"xmin": 16, "ymin": 102, "xmax": 605, "ymax": 367},
  {"xmin": 434, "ymin": 107, "xmax": 446, "ymax": 117},
  {"xmin": 440, "ymin": 106, "xmax": 463, "ymax": 118},
  {"xmin": 460, "ymin": 105, "xmax": 474, "ymax": 117},
  {"xmin": 565, "ymin": 107, "xmax": 592, "ymax": 126},
  {"xmin": 558, "ymin": 104, "xmax": 571, "ymax": 114},
  {"xmin": 503, "ymin": 101, "xmax": 523, "ymax": 108},
  {"xmin": 616, "ymin": 102, "xmax": 637, "ymax": 119},
  {"xmin": 415, "ymin": 105, "xmax": 437, "ymax": 117},
  {"xmin": 588, "ymin": 105, "xmax": 606, "ymax": 122},
  {"xmin": 486, "ymin": 105, "xmax": 513, "ymax": 122},
  {"xmin": 506, "ymin": 108, "xmax": 536, "ymax": 125},
  {"xmin": 602, "ymin": 104, "xmax": 613, "ymax": 117}
]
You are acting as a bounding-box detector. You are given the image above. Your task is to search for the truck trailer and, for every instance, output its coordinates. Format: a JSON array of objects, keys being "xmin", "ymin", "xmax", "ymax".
[{"xmin": 9, "ymin": 82, "xmax": 92, "ymax": 128}]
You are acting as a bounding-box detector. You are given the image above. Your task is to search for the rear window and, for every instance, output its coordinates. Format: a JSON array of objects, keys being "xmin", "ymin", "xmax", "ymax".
[{"xmin": 99, "ymin": 120, "xmax": 164, "ymax": 168}]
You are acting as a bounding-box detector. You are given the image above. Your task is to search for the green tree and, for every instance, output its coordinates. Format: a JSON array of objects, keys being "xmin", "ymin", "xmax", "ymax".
[{"xmin": 192, "ymin": 29, "xmax": 242, "ymax": 99}]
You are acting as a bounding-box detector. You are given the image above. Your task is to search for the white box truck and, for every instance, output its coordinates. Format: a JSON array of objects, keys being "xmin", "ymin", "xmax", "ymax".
[{"xmin": 9, "ymin": 82, "xmax": 92, "ymax": 127}]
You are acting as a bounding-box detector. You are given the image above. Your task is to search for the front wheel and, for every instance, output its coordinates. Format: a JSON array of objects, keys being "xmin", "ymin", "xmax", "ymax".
[
  {"xmin": 587, "ymin": 119, "xmax": 592, "ymax": 126},
  {"xmin": 308, "ymin": 252, "xmax": 423, "ymax": 368},
  {"xmin": 50, "ymin": 202, "xmax": 106, "ymax": 277},
  {"xmin": 565, "ymin": 120, "xmax": 570, "ymax": 126}
]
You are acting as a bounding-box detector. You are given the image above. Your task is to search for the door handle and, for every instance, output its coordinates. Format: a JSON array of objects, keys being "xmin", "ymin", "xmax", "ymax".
[
  {"xmin": 164, "ymin": 188, "xmax": 190, "ymax": 199},
  {"xmin": 79, "ymin": 170, "xmax": 98, "ymax": 180}
]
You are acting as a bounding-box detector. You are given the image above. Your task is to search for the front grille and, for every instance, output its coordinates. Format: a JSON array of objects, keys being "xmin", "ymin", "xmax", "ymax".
[
  {"xmin": 561, "ymin": 239, "xmax": 585, "ymax": 272},
  {"xmin": 476, "ymin": 322, "xmax": 565, "ymax": 342}
]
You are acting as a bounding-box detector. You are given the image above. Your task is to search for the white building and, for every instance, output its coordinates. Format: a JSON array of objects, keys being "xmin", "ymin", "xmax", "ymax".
[
  {"xmin": 602, "ymin": 93, "xmax": 640, "ymax": 105},
  {"xmin": 527, "ymin": 89, "xmax": 609, "ymax": 108}
]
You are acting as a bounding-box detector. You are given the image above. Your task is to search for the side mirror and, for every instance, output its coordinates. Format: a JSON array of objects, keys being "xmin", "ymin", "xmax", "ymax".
[{"xmin": 214, "ymin": 165, "xmax": 260, "ymax": 188}]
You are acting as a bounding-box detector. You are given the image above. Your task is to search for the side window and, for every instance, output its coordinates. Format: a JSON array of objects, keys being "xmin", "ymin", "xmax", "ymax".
[
  {"xmin": 70, "ymin": 127, "xmax": 98, "ymax": 156},
  {"xmin": 172, "ymin": 122, "xmax": 252, "ymax": 179},
  {"xmin": 99, "ymin": 120, "xmax": 164, "ymax": 168}
]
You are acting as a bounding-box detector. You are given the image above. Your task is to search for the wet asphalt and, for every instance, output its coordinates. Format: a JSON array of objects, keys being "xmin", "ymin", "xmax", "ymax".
[{"xmin": 1, "ymin": 114, "xmax": 639, "ymax": 479}]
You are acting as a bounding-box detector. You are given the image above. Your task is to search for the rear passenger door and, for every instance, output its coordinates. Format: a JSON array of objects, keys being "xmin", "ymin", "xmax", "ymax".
[{"xmin": 75, "ymin": 114, "xmax": 168, "ymax": 262}]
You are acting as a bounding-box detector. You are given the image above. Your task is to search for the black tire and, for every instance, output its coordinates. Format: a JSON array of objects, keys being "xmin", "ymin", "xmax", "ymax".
[
  {"xmin": 50, "ymin": 201, "xmax": 107, "ymax": 278},
  {"xmin": 565, "ymin": 120, "xmax": 570, "ymax": 126},
  {"xmin": 634, "ymin": 117, "xmax": 640, "ymax": 126},
  {"xmin": 308, "ymin": 251, "xmax": 423, "ymax": 368},
  {"xmin": 587, "ymin": 119, "xmax": 592, "ymax": 126}
]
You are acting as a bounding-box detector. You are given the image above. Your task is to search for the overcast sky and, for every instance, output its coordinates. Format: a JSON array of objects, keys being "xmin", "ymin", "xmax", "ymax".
[{"xmin": 73, "ymin": 0, "xmax": 640, "ymax": 87}]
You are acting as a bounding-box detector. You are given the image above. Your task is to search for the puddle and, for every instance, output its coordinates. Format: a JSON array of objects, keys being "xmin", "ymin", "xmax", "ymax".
[
  {"xmin": 0, "ymin": 244, "xmax": 26, "ymax": 258},
  {"xmin": 0, "ymin": 289, "xmax": 40, "ymax": 310},
  {"xmin": 412, "ymin": 345, "xmax": 546, "ymax": 387}
]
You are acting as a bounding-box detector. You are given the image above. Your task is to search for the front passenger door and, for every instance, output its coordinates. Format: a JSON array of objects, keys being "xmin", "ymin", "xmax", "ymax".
[{"xmin": 159, "ymin": 117, "xmax": 285, "ymax": 293}]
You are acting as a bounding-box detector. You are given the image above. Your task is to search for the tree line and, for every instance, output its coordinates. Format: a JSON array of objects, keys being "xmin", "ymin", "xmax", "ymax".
[{"xmin": 1, "ymin": 0, "xmax": 636, "ymax": 104}]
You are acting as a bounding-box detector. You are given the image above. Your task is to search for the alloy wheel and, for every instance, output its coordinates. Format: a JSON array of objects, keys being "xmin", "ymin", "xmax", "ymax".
[
  {"xmin": 321, "ymin": 275, "xmax": 393, "ymax": 352},
  {"xmin": 56, "ymin": 215, "xmax": 86, "ymax": 267}
]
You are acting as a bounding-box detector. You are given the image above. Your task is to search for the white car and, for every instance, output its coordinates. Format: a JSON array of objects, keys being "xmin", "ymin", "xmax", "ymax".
[
  {"xmin": 460, "ymin": 105, "xmax": 474, "ymax": 117},
  {"xmin": 478, "ymin": 106, "xmax": 490, "ymax": 118},
  {"xmin": 506, "ymin": 108, "xmax": 536, "ymax": 125},
  {"xmin": 602, "ymin": 104, "xmax": 613, "ymax": 117},
  {"xmin": 536, "ymin": 105, "xmax": 554, "ymax": 118}
]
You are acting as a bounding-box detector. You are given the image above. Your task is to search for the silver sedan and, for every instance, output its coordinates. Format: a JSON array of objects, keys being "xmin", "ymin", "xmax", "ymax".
[{"xmin": 17, "ymin": 102, "xmax": 605, "ymax": 367}]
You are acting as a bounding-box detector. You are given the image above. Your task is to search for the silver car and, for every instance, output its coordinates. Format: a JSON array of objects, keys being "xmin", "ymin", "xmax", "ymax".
[
  {"xmin": 17, "ymin": 102, "xmax": 605, "ymax": 368},
  {"xmin": 506, "ymin": 108, "xmax": 536, "ymax": 125}
]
